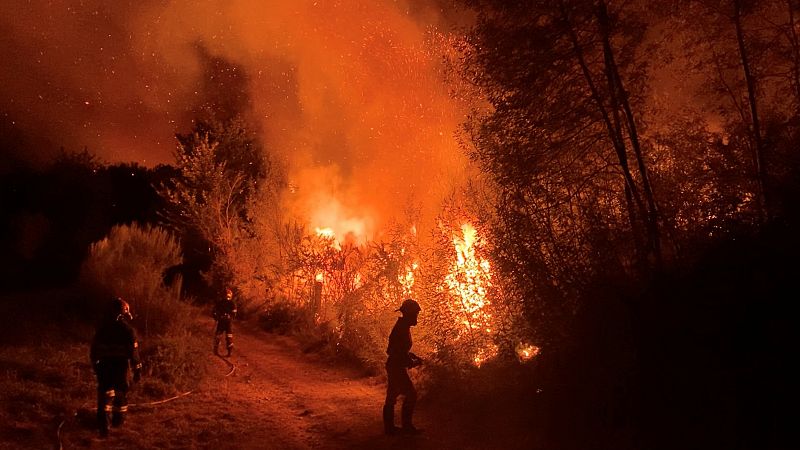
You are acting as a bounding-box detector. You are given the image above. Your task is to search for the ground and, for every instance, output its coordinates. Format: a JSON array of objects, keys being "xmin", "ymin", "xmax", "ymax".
[{"xmin": 40, "ymin": 319, "xmax": 537, "ymax": 450}]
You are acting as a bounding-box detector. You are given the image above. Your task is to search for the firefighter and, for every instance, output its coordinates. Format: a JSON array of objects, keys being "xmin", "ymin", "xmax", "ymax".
[
  {"xmin": 383, "ymin": 298, "xmax": 423, "ymax": 435},
  {"xmin": 213, "ymin": 288, "xmax": 238, "ymax": 357},
  {"xmin": 90, "ymin": 297, "xmax": 142, "ymax": 438}
]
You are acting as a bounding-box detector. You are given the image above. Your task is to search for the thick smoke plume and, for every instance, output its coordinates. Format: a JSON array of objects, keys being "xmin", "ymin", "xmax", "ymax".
[{"xmin": 1, "ymin": 0, "xmax": 473, "ymax": 238}]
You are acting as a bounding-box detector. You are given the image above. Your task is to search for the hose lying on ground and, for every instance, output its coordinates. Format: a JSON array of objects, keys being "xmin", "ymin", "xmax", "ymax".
[
  {"xmin": 129, "ymin": 390, "xmax": 193, "ymax": 408},
  {"xmin": 217, "ymin": 353, "xmax": 236, "ymax": 377}
]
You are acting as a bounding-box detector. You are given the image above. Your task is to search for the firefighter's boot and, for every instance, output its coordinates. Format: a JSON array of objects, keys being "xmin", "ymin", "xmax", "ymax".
[
  {"xmin": 383, "ymin": 398, "xmax": 398, "ymax": 434},
  {"xmin": 110, "ymin": 387, "xmax": 127, "ymax": 428},
  {"xmin": 111, "ymin": 411, "xmax": 125, "ymax": 428},
  {"xmin": 400, "ymin": 389, "xmax": 419, "ymax": 434},
  {"xmin": 97, "ymin": 389, "xmax": 114, "ymax": 437}
]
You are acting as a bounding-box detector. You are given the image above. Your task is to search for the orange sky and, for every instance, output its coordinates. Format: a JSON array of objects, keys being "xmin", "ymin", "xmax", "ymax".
[{"xmin": 1, "ymin": 0, "xmax": 476, "ymax": 239}]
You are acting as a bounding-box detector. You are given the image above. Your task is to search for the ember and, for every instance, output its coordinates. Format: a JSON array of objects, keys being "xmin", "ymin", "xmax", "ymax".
[{"xmin": 515, "ymin": 343, "xmax": 541, "ymax": 363}]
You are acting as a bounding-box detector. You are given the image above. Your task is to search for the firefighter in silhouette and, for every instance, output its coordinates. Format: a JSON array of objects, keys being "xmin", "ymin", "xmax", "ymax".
[
  {"xmin": 90, "ymin": 297, "xmax": 142, "ymax": 438},
  {"xmin": 383, "ymin": 298, "xmax": 423, "ymax": 435},
  {"xmin": 213, "ymin": 288, "xmax": 238, "ymax": 357}
]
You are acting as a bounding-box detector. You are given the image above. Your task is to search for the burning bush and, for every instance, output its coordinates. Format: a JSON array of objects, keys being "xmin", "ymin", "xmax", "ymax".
[
  {"xmin": 258, "ymin": 204, "xmax": 533, "ymax": 373},
  {"xmin": 415, "ymin": 218, "xmax": 525, "ymax": 369}
]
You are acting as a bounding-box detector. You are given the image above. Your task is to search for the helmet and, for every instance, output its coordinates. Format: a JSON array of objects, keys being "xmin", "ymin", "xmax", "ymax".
[
  {"xmin": 110, "ymin": 297, "xmax": 132, "ymax": 321},
  {"xmin": 396, "ymin": 299, "xmax": 421, "ymax": 315}
]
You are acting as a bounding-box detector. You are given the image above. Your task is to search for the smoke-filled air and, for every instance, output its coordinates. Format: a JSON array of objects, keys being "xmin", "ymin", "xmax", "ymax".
[
  {"xmin": 1, "ymin": 0, "xmax": 474, "ymax": 239},
  {"xmin": 1, "ymin": 1, "xmax": 796, "ymax": 449}
]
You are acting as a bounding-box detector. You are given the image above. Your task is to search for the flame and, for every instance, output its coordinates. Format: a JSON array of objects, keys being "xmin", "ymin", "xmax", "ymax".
[
  {"xmin": 314, "ymin": 226, "xmax": 341, "ymax": 250},
  {"xmin": 515, "ymin": 343, "xmax": 541, "ymax": 362},
  {"xmin": 315, "ymin": 272, "xmax": 324, "ymax": 283},
  {"xmin": 354, "ymin": 272, "xmax": 362, "ymax": 289},
  {"xmin": 399, "ymin": 260, "xmax": 418, "ymax": 296},
  {"xmin": 444, "ymin": 222, "xmax": 497, "ymax": 366},
  {"xmin": 315, "ymin": 227, "xmax": 335, "ymax": 239},
  {"xmin": 472, "ymin": 344, "xmax": 499, "ymax": 367}
]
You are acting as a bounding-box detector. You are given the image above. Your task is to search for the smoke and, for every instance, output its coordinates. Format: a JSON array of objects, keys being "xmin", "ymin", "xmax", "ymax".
[{"xmin": 0, "ymin": 0, "xmax": 474, "ymax": 238}]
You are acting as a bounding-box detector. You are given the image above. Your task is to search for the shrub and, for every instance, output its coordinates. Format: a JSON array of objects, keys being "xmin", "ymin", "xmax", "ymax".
[
  {"xmin": 137, "ymin": 327, "xmax": 208, "ymax": 398},
  {"xmin": 258, "ymin": 300, "xmax": 307, "ymax": 335},
  {"xmin": 80, "ymin": 222, "xmax": 188, "ymax": 336}
]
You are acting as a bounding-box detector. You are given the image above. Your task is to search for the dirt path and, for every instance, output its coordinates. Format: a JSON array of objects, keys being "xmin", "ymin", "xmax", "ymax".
[{"xmin": 57, "ymin": 321, "xmax": 473, "ymax": 450}]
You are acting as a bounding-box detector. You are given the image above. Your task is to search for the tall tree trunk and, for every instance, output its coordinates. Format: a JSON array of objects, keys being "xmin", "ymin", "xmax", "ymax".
[
  {"xmin": 561, "ymin": 8, "xmax": 648, "ymax": 261},
  {"xmin": 733, "ymin": 0, "xmax": 768, "ymax": 221},
  {"xmin": 597, "ymin": 0, "xmax": 662, "ymax": 267},
  {"xmin": 787, "ymin": 0, "xmax": 800, "ymax": 110}
]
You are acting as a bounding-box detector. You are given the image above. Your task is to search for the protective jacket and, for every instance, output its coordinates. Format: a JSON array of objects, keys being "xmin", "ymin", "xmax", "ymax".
[
  {"xmin": 90, "ymin": 317, "xmax": 141, "ymax": 370},
  {"xmin": 386, "ymin": 317, "xmax": 414, "ymax": 368},
  {"xmin": 213, "ymin": 299, "xmax": 238, "ymax": 322}
]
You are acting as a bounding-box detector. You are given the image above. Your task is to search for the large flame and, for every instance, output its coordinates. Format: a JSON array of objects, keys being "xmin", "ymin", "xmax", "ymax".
[
  {"xmin": 315, "ymin": 227, "xmax": 336, "ymax": 239},
  {"xmin": 444, "ymin": 223, "xmax": 497, "ymax": 366},
  {"xmin": 399, "ymin": 259, "xmax": 418, "ymax": 297}
]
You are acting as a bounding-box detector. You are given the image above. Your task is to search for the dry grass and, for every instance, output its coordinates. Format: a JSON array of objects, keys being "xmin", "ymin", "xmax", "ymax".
[{"xmin": 0, "ymin": 288, "xmax": 210, "ymax": 449}]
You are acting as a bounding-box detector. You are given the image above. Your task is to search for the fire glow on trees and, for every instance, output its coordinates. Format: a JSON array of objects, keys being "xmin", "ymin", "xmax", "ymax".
[
  {"xmin": 308, "ymin": 218, "xmax": 508, "ymax": 367},
  {"xmin": 443, "ymin": 223, "xmax": 498, "ymax": 366}
]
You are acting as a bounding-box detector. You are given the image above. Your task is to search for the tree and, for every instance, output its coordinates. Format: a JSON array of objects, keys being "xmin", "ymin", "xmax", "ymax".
[
  {"xmin": 160, "ymin": 114, "xmax": 280, "ymax": 305},
  {"xmin": 81, "ymin": 223, "xmax": 186, "ymax": 336},
  {"xmin": 668, "ymin": 0, "xmax": 800, "ymax": 220},
  {"xmin": 160, "ymin": 132, "xmax": 252, "ymax": 300},
  {"xmin": 456, "ymin": 0, "xmax": 666, "ymax": 350}
]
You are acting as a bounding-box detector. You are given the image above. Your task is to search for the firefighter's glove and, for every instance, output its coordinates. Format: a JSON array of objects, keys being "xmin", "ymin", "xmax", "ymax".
[{"xmin": 409, "ymin": 352, "xmax": 423, "ymax": 368}]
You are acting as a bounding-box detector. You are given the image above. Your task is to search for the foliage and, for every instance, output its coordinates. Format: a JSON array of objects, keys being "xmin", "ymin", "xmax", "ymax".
[
  {"xmin": 159, "ymin": 116, "xmax": 286, "ymax": 311},
  {"xmin": 0, "ymin": 154, "xmax": 164, "ymax": 290},
  {"xmin": 80, "ymin": 222, "xmax": 187, "ymax": 337}
]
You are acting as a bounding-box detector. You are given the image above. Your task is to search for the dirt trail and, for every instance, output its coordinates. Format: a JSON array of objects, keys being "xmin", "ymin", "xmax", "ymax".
[{"xmin": 57, "ymin": 320, "xmax": 476, "ymax": 450}]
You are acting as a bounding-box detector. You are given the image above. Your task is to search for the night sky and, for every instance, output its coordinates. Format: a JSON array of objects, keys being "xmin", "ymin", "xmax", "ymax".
[{"xmin": 1, "ymin": 0, "xmax": 472, "ymax": 238}]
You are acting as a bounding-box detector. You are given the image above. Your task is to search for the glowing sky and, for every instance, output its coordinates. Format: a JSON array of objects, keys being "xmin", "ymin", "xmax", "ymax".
[{"xmin": 1, "ymin": 0, "xmax": 475, "ymax": 239}]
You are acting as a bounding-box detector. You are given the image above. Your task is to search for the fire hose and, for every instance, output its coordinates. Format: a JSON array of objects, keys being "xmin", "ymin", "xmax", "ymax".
[{"xmin": 217, "ymin": 353, "xmax": 237, "ymax": 377}]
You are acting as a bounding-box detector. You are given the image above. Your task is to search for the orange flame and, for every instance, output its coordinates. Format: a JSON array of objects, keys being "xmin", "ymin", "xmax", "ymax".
[
  {"xmin": 353, "ymin": 272, "xmax": 362, "ymax": 289},
  {"xmin": 315, "ymin": 227, "xmax": 335, "ymax": 239},
  {"xmin": 444, "ymin": 223, "xmax": 497, "ymax": 366},
  {"xmin": 472, "ymin": 344, "xmax": 499, "ymax": 367},
  {"xmin": 515, "ymin": 343, "xmax": 541, "ymax": 363},
  {"xmin": 399, "ymin": 260, "xmax": 418, "ymax": 296}
]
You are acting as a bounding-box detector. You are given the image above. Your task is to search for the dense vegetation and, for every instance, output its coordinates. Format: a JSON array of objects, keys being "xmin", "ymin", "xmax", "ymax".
[{"xmin": 1, "ymin": 1, "xmax": 797, "ymax": 448}]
